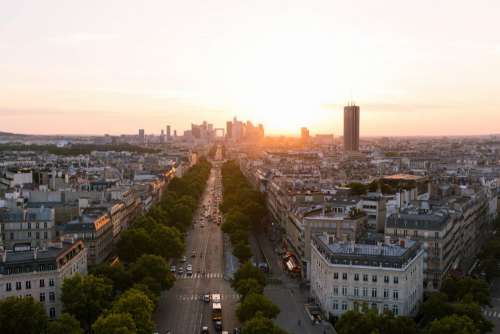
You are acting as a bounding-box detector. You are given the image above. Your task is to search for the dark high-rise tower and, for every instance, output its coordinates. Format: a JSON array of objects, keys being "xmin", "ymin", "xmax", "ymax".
[{"xmin": 343, "ymin": 103, "xmax": 360, "ymax": 151}]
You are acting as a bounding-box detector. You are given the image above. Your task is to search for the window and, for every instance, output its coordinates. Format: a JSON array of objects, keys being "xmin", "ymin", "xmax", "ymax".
[
  {"xmin": 36, "ymin": 232, "xmax": 40, "ymax": 240},
  {"xmin": 28, "ymin": 231, "xmax": 32, "ymax": 238},
  {"xmin": 392, "ymin": 305, "xmax": 399, "ymax": 315},
  {"xmin": 36, "ymin": 223, "xmax": 39, "ymax": 229},
  {"xmin": 39, "ymin": 279, "xmax": 45, "ymax": 288},
  {"xmin": 363, "ymin": 287, "xmax": 368, "ymax": 297},
  {"xmin": 49, "ymin": 307, "xmax": 56, "ymax": 319},
  {"xmin": 363, "ymin": 274, "xmax": 368, "ymax": 282},
  {"xmin": 10, "ymin": 232, "xmax": 14, "ymax": 240},
  {"xmin": 28, "ymin": 223, "xmax": 31, "ymax": 229},
  {"xmin": 372, "ymin": 275, "xmax": 377, "ymax": 283},
  {"xmin": 384, "ymin": 289, "xmax": 389, "ymax": 299},
  {"xmin": 342, "ymin": 273, "xmax": 347, "ymax": 280},
  {"xmin": 393, "ymin": 276, "xmax": 399, "ymax": 284},
  {"xmin": 44, "ymin": 222, "xmax": 47, "ymax": 229},
  {"xmin": 25, "ymin": 281, "xmax": 31, "ymax": 289},
  {"xmin": 40, "ymin": 293, "xmax": 45, "ymax": 302},
  {"xmin": 372, "ymin": 288, "xmax": 377, "ymax": 298},
  {"xmin": 333, "ymin": 301, "xmax": 339, "ymax": 310},
  {"xmin": 16, "ymin": 282, "xmax": 22, "ymax": 290},
  {"xmin": 49, "ymin": 279, "xmax": 54, "ymax": 287},
  {"xmin": 333, "ymin": 287, "xmax": 339, "ymax": 296},
  {"xmin": 393, "ymin": 290, "xmax": 399, "ymax": 300},
  {"xmin": 383, "ymin": 304, "xmax": 389, "ymax": 312},
  {"xmin": 5, "ymin": 283, "xmax": 11, "ymax": 291},
  {"xmin": 434, "ymin": 232, "xmax": 439, "ymax": 239},
  {"xmin": 44, "ymin": 232, "xmax": 48, "ymax": 239},
  {"xmin": 341, "ymin": 302, "xmax": 348, "ymax": 311},
  {"xmin": 49, "ymin": 292, "xmax": 55, "ymax": 302},
  {"xmin": 334, "ymin": 272, "xmax": 339, "ymax": 280},
  {"xmin": 354, "ymin": 273, "xmax": 359, "ymax": 281},
  {"xmin": 384, "ymin": 275, "xmax": 389, "ymax": 283},
  {"xmin": 413, "ymin": 230, "xmax": 418, "ymax": 237},
  {"xmin": 354, "ymin": 287, "xmax": 359, "ymax": 297},
  {"xmin": 342, "ymin": 286, "xmax": 347, "ymax": 296}
]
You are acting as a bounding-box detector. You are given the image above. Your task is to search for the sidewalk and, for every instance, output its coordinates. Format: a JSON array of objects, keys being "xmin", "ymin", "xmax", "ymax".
[
  {"xmin": 256, "ymin": 231, "xmax": 336, "ymax": 334},
  {"xmin": 223, "ymin": 233, "xmax": 240, "ymax": 280}
]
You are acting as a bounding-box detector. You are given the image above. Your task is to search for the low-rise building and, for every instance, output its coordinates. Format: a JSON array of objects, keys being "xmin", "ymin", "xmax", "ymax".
[
  {"xmin": 310, "ymin": 233, "xmax": 424, "ymax": 322},
  {"xmin": 0, "ymin": 240, "xmax": 87, "ymax": 318}
]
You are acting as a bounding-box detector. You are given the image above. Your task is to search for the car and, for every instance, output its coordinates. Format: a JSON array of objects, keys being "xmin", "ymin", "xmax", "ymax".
[
  {"xmin": 186, "ymin": 270, "xmax": 192, "ymax": 277},
  {"xmin": 203, "ymin": 294, "xmax": 210, "ymax": 302},
  {"xmin": 178, "ymin": 267, "xmax": 184, "ymax": 275},
  {"xmin": 200, "ymin": 223, "xmax": 205, "ymax": 228},
  {"xmin": 191, "ymin": 251, "xmax": 196, "ymax": 258},
  {"xmin": 201, "ymin": 326, "xmax": 209, "ymax": 334},
  {"xmin": 170, "ymin": 265, "xmax": 176, "ymax": 273},
  {"xmin": 186, "ymin": 264, "xmax": 193, "ymax": 271},
  {"xmin": 181, "ymin": 256, "xmax": 187, "ymax": 262}
]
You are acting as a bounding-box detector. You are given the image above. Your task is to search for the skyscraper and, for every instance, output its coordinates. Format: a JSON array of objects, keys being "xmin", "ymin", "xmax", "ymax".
[
  {"xmin": 301, "ymin": 127, "xmax": 310, "ymax": 144},
  {"xmin": 166, "ymin": 125, "xmax": 171, "ymax": 140},
  {"xmin": 138, "ymin": 129, "xmax": 145, "ymax": 143},
  {"xmin": 343, "ymin": 103, "xmax": 360, "ymax": 151}
]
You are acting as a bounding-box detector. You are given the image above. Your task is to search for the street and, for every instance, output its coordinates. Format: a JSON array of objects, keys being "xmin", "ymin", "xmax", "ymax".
[{"xmin": 154, "ymin": 158, "xmax": 240, "ymax": 334}]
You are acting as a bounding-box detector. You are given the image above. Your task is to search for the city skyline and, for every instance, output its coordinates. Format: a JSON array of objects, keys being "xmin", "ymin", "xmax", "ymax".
[{"xmin": 1, "ymin": 0, "xmax": 500, "ymax": 136}]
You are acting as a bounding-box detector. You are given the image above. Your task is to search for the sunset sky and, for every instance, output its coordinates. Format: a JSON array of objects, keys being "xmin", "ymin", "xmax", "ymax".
[{"xmin": 1, "ymin": 0, "xmax": 499, "ymax": 136}]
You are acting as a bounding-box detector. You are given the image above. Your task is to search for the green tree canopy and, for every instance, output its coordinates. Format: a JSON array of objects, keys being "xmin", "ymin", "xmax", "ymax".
[
  {"xmin": 0, "ymin": 296, "xmax": 48, "ymax": 334},
  {"xmin": 232, "ymin": 261, "xmax": 267, "ymax": 289},
  {"xmin": 92, "ymin": 313, "xmax": 137, "ymax": 334},
  {"xmin": 241, "ymin": 313, "xmax": 288, "ymax": 334},
  {"xmin": 129, "ymin": 254, "xmax": 175, "ymax": 294},
  {"xmin": 111, "ymin": 288, "xmax": 155, "ymax": 334},
  {"xmin": 428, "ymin": 315, "xmax": 479, "ymax": 334},
  {"xmin": 90, "ymin": 263, "xmax": 132, "ymax": 297},
  {"xmin": 236, "ymin": 293, "xmax": 280, "ymax": 322},
  {"xmin": 235, "ymin": 278, "xmax": 265, "ymax": 299},
  {"xmin": 441, "ymin": 277, "xmax": 491, "ymax": 306},
  {"xmin": 47, "ymin": 313, "xmax": 83, "ymax": 334},
  {"xmin": 234, "ymin": 241, "xmax": 253, "ymax": 263},
  {"xmin": 61, "ymin": 273, "xmax": 113, "ymax": 330},
  {"xmin": 117, "ymin": 228, "xmax": 153, "ymax": 263}
]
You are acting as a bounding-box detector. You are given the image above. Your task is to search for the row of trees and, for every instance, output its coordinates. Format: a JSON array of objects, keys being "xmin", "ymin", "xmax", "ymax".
[
  {"xmin": 220, "ymin": 160, "xmax": 267, "ymax": 263},
  {"xmin": 478, "ymin": 216, "xmax": 500, "ymax": 281},
  {"xmin": 0, "ymin": 158, "xmax": 212, "ymax": 334},
  {"xmin": 335, "ymin": 277, "xmax": 493, "ymax": 334},
  {"xmin": 232, "ymin": 262, "xmax": 287, "ymax": 334},
  {"xmin": 219, "ymin": 160, "xmax": 287, "ymax": 333},
  {"xmin": 0, "ymin": 143, "xmax": 159, "ymax": 155}
]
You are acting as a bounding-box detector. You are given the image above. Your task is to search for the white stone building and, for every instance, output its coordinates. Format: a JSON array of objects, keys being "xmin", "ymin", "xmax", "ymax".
[
  {"xmin": 310, "ymin": 233, "xmax": 424, "ymax": 322},
  {"xmin": 0, "ymin": 240, "xmax": 87, "ymax": 318}
]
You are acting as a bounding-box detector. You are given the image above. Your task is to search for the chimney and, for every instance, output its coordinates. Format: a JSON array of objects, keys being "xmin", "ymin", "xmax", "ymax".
[{"xmin": 399, "ymin": 239, "xmax": 405, "ymax": 248}]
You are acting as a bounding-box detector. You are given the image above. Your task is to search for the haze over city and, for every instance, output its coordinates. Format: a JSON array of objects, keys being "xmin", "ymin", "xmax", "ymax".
[{"xmin": 1, "ymin": 0, "xmax": 500, "ymax": 136}]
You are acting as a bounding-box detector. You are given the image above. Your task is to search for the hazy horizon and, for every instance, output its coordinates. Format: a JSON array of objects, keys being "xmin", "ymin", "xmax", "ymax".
[{"xmin": 1, "ymin": 0, "xmax": 500, "ymax": 136}]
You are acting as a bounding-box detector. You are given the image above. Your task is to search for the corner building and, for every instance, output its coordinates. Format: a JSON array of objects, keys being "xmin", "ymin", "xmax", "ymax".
[{"xmin": 310, "ymin": 234, "xmax": 424, "ymax": 322}]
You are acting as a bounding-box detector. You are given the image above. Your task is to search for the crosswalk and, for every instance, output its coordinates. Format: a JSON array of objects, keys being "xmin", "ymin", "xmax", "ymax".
[
  {"xmin": 176, "ymin": 293, "xmax": 241, "ymax": 302},
  {"xmin": 177, "ymin": 272, "xmax": 224, "ymax": 280},
  {"xmin": 483, "ymin": 309, "xmax": 500, "ymax": 318}
]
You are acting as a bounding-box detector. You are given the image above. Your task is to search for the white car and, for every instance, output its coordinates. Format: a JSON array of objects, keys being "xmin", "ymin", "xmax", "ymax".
[
  {"xmin": 170, "ymin": 265, "xmax": 176, "ymax": 273},
  {"xmin": 186, "ymin": 264, "xmax": 193, "ymax": 271}
]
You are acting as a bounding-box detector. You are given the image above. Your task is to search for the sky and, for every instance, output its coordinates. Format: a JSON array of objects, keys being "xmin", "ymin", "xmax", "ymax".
[{"xmin": 1, "ymin": 0, "xmax": 499, "ymax": 136}]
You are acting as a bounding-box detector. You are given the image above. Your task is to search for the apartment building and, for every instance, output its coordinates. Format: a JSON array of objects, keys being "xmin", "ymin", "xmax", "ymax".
[
  {"xmin": 62, "ymin": 208, "xmax": 113, "ymax": 265},
  {"xmin": 0, "ymin": 207, "xmax": 56, "ymax": 249},
  {"xmin": 310, "ymin": 233, "xmax": 424, "ymax": 322},
  {"xmin": 0, "ymin": 240, "xmax": 87, "ymax": 318}
]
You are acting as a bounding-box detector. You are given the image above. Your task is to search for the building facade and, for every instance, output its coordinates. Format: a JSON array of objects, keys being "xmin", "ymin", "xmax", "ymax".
[
  {"xmin": 310, "ymin": 234, "xmax": 424, "ymax": 322},
  {"xmin": 343, "ymin": 104, "xmax": 360, "ymax": 152},
  {"xmin": 0, "ymin": 240, "xmax": 87, "ymax": 319}
]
